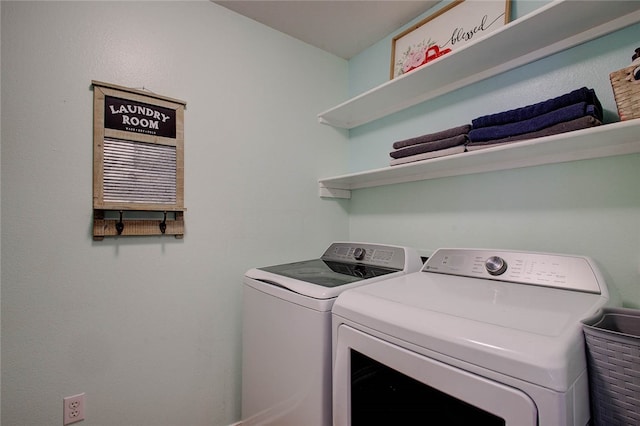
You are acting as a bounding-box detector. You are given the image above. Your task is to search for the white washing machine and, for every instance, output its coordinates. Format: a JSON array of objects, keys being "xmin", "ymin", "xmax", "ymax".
[
  {"xmin": 332, "ymin": 248, "xmax": 621, "ymax": 426},
  {"xmin": 241, "ymin": 242, "xmax": 422, "ymax": 426}
]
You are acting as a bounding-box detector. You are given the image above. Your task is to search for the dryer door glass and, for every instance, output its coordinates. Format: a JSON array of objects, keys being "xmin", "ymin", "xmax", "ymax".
[
  {"xmin": 333, "ymin": 325, "xmax": 537, "ymax": 426},
  {"xmin": 351, "ymin": 350, "xmax": 504, "ymax": 425}
]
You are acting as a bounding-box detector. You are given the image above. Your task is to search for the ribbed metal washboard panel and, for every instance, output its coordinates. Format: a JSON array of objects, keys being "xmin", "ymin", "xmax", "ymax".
[{"xmin": 103, "ymin": 138, "xmax": 176, "ymax": 204}]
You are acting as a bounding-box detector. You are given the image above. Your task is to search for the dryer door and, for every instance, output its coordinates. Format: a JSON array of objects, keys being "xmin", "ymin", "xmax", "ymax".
[{"xmin": 334, "ymin": 325, "xmax": 537, "ymax": 426}]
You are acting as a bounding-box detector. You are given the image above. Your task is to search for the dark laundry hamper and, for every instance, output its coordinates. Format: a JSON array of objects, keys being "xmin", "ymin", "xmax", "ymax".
[{"xmin": 582, "ymin": 308, "xmax": 640, "ymax": 426}]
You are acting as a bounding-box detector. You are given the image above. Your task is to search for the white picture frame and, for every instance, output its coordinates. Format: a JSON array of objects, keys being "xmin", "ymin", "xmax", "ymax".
[{"xmin": 391, "ymin": 0, "xmax": 511, "ymax": 79}]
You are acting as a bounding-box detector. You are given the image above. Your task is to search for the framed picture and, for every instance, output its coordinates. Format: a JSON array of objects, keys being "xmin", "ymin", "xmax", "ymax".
[
  {"xmin": 391, "ymin": 0, "xmax": 511, "ymax": 79},
  {"xmin": 92, "ymin": 81, "xmax": 187, "ymax": 239}
]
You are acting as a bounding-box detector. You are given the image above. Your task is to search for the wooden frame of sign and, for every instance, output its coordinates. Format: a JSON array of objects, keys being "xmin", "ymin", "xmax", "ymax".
[{"xmin": 92, "ymin": 81, "xmax": 186, "ymax": 240}]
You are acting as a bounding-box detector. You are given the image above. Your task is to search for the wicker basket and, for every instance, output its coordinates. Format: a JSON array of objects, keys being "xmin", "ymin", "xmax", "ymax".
[
  {"xmin": 583, "ymin": 307, "xmax": 640, "ymax": 426},
  {"xmin": 610, "ymin": 65, "xmax": 640, "ymax": 121}
]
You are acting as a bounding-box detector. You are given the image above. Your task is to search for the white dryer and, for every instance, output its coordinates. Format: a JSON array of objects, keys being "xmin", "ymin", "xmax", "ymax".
[
  {"xmin": 332, "ymin": 248, "xmax": 620, "ymax": 426},
  {"xmin": 241, "ymin": 242, "xmax": 422, "ymax": 426}
]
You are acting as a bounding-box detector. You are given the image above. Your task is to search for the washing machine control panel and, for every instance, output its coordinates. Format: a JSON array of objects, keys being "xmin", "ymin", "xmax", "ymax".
[
  {"xmin": 321, "ymin": 242, "xmax": 407, "ymax": 270},
  {"xmin": 423, "ymin": 248, "xmax": 602, "ymax": 293}
]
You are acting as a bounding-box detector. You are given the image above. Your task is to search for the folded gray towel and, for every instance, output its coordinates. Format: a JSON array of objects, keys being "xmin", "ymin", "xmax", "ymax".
[
  {"xmin": 390, "ymin": 134, "xmax": 468, "ymax": 159},
  {"xmin": 390, "ymin": 145, "xmax": 466, "ymax": 166},
  {"xmin": 392, "ymin": 124, "xmax": 471, "ymax": 149}
]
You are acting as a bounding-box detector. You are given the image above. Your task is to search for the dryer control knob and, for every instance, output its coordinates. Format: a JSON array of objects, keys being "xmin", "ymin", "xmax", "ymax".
[
  {"xmin": 353, "ymin": 247, "xmax": 366, "ymax": 261},
  {"xmin": 485, "ymin": 256, "xmax": 507, "ymax": 276}
]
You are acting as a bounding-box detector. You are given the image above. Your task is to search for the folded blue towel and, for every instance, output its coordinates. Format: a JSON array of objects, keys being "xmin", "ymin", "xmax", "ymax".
[
  {"xmin": 469, "ymin": 102, "xmax": 598, "ymax": 142},
  {"xmin": 466, "ymin": 115, "xmax": 601, "ymax": 149},
  {"xmin": 472, "ymin": 87, "xmax": 602, "ymax": 128}
]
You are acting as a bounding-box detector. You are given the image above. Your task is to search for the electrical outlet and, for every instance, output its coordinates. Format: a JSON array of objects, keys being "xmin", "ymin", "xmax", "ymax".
[{"xmin": 63, "ymin": 393, "xmax": 85, "ymax": 425}]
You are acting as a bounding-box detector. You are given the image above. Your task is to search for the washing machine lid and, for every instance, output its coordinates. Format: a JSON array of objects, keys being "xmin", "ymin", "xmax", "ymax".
[
  {"xmin": 245, "ymin": 242, "xmax": 423, "ymax": 300},
  {"xmin": 258, "ymin": 259, "xmax": 398, "ymax": 287},
  {"xmin": 332, "ymin": 248, "xmax": 615, "ymax": 392}
]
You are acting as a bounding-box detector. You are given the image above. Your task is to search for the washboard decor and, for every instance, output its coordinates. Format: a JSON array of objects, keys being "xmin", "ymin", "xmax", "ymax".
[{"xmin": 92, "ymin": 81, "xmax": 186, "ymax": 239}]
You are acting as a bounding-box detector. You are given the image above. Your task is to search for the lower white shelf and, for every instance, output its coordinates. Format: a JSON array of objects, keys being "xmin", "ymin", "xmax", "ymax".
[{"xmin": 318, "ymin": 119, "xmax": 640, "ymax": 199}]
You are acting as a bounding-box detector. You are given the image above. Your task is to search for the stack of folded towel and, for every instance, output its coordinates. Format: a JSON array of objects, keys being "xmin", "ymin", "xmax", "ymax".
[
  {"xmin": 389, "ymin": 124, "xmax": 471, "ymax": 166},
  {"xmin": 467, "ymin": 87, "xmax": 603, "ymax": 150}
]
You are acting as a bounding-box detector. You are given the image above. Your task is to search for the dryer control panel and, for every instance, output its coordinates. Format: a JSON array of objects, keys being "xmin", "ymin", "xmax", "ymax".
[{"xmin": 423, "ymin": 248, "xmax": 602, "ymax": 294}]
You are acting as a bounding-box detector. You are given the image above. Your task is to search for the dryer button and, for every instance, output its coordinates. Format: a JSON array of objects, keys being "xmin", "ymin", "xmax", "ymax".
[{"xmin": 485, "ymin": 256, "xmax": 507, "ymax": 276}]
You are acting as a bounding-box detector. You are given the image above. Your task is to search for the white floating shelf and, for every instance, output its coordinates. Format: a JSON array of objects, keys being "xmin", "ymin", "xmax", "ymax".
[
  {"xmin": 317, "ymin": 1, "xmax": 640, "ymax": 129},
  {"xmin": 318, "ymin": 120, "xmax": 640, "ymax": 198}
]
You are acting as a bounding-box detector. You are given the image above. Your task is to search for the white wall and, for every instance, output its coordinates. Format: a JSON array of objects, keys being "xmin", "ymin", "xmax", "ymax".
[{"xmin": 0, "ymin": 2, "xmax": 349, "ymax": 425}]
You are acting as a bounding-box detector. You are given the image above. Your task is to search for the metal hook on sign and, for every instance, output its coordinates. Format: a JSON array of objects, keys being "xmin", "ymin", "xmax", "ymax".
[
  {"xmin": 116, "ymin": 210, "xmax": 124, "ymax": 235},
  {"xmin": 159, "ymin": 211, "xmax": 167, "ymax": 234}
]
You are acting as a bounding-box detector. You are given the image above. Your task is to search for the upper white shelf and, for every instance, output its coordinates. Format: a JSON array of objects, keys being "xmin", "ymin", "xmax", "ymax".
[
  {"xmin": 317, "ymin": 0, "xmax": 640, "ymax": 129},
  {"xmin": 318, "ymin": 120, "xmax": 640, "ymax": 199}
]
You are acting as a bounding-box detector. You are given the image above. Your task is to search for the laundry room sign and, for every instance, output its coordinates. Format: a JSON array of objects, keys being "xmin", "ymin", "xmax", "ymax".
[
  {"xmin": 91, "ymin": 81, "xmax": 186, "ymax": 239},
  {"xmin": 104, "ymin": 96, "xmax": 177, "ymax": 138}
]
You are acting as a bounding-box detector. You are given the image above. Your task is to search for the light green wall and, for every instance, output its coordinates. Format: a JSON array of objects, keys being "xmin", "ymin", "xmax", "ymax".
[
  {"xmin": 347, "ymin": 0, "xmax": 548, "ymax": 98},
  {"xmin": 1, "ymin": 2, "xmax": 349, "ymax": 425},
  {"xmin": 345, "ymin": 2, "xmax": 640, "ymax": 307},
  {"xmin": 3, "ymin": 2, "xmax": 640, "ymax": 425},
  {"xmin": 349, "ymin": 154, "xmax": 640, "ymax": 304}
]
